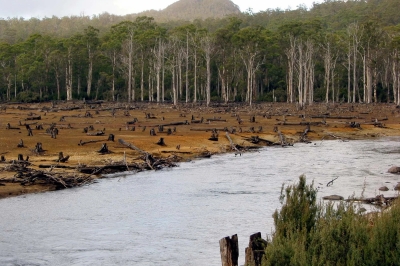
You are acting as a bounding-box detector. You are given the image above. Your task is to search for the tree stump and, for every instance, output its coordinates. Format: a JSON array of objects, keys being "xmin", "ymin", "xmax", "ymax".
[
  {"xmin": 156, "ymin": 138, "xmax": 166, "ymax": 146},
  {"xmin": 98, "ymin": 143, "xmax": 110, "ymax": 154},
  {"xmin": 57, "ymin": 152, "xmax": 70, "ymax": 162},
  {"xmin": 17, "ymin": 139, "xmax": 24, "ymax": 148},
  {"xmin": 150, "ymin": 128, "xmax": 156, "ymax": 136},
  {"xmin": 209, "ymin": 132, "xmax": 218, "ymax": 141},
  {"xmin": 0, "ymin": 156, "xmax": 5, "ymax": 162},
  {"xmin": 167, "ymin": 128, "xmax": 172, "ymax": 135},
  {"xmin": 244, "ymin": 232, "xmax": 267, "ymax": 266},
  {"xmin": 220, "ymin": 234, "xmax": 239, "ymax": 266},
  {"xmin": 18, "ymin": 154, "xmax": 24, "ymax": 161},
  {"xmin": 108, "ymin": 134, "xmax": 115, "ymax": 141},
  {"xmin": 34, "ymin": 142, "xmax": 44, "ymax": 153}
]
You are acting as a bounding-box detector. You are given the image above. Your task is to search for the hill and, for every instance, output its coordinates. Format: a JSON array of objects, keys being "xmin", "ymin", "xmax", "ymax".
[{"xmin": 138, "ymin": 0, "xmax": 241, "ymax": 21}]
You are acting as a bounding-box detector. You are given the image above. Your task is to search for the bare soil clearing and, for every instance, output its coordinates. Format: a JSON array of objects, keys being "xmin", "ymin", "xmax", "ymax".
[{"xmin": 1, "ymin": 101, "xmax": 399, "ymax": 199}]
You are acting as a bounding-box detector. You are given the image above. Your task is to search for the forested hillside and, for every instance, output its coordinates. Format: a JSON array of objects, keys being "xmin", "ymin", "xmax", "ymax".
[
  {"xmin": 0, "ymin": 0, "xmax": 399, "ymax": 105},
  {"xmin": 139, "ymin": 0, "xmax": 240, "ymax": 21}
]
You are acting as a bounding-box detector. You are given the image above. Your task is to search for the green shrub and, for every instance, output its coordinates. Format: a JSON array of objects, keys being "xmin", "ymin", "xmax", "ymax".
[{"xmin": 263, "ymin": 176, "xmax": 400, "ymax": 266}]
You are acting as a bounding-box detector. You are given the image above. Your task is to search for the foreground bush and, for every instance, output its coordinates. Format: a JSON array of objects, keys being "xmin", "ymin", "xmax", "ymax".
[{"xmin": 263, "ymin": 176, "xmax": 400, "ymax": 266}]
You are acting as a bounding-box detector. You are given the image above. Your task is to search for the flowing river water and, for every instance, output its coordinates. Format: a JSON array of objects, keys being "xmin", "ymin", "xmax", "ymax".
[{"xmin": 1, "ymin": 138, "xmax": 400, "ymax": 265}]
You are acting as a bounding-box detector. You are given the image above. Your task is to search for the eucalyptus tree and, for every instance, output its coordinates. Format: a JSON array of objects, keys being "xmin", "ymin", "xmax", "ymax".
[
  {"xmin": 199, "ymin": 31, "xmax": 215, "ymax": 107},
  {"xmin": 101, "ymin": 31, "xmax": 122, "ymax": 101},
  {"xmin": 0, "ymin": 42, "xmax": 15, "ymax": 100},
  {"xmin": 83, "ymin": 26, "xmax": 100, "ymax": 98},
  {"xmin": 111, "ymin": 21, "xmax": 136, "ymax": 102},
  {"xmin": 347, "ymin": 22, "xmax": 363, "ymax": 103},
  {"xmin": 133, "ymin": 16, "xmax": 159, "ymax": 102},
  {"xmin": 360, "ymin": 21, "xmax": 384, "ymax": 103},
  {"xmin": 321, "ymin": 32, "xmax": 340, "ymax": 103},
  {"xmin": 233, "ymin": 25, "xmax": 266, "ymax": 106},
  {"xmin": 214, "ymin": 17, "xmax": 242, "ymax": 103}
]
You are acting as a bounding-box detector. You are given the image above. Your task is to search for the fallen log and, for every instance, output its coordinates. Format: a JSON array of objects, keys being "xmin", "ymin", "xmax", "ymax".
[
  {"xmin": 86, "ymin": 131, "xmax": 105, "ymax": 136},
  {"xmin": 118, "ymin": 138, "xmax": 155, "ymax": 169},
  {"xmin": 25, "ymin": 115, "xmax": 41, "ymax": 121},
  {"xmin": 160, "ymin": 121, "xmax": 189, "ymax": 127},
  {"xmin": 226, "ymin": 132, "xmax": 241, "ymax": 155}
]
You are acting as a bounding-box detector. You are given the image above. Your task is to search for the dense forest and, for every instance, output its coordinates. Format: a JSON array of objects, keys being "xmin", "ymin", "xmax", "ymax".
[{"xmin": 0, "ymin": 0, "xmax": 399, "ymax": 105}]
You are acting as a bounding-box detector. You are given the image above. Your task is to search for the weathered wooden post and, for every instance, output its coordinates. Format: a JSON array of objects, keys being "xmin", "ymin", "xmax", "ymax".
[
  {"xmin": 219, "ymin": 234, "xmax": 239, "ymax": 266},
  {"xmin": 244, "ymin": 232, "xmax": 267, "ymax": 266}
]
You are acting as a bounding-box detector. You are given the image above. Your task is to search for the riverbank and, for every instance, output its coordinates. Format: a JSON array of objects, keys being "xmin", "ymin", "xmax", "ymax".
[{"xmin": 1, "ymin": 101, "xmax": 399, "ymax": 199}]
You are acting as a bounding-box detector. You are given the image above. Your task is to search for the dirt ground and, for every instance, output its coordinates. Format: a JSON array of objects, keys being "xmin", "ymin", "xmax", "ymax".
[{"xmin": 1, "ymin": 101, "xmax": 400, "ymax": 199}]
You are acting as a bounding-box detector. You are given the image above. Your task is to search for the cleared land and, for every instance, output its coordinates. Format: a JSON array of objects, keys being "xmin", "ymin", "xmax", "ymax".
[{"xmin": 1, "ymin": 101, "xmax": 399, "ymax": 199}]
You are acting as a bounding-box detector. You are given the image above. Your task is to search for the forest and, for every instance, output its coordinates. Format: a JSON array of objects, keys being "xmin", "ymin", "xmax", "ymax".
[{"xmin": 0, "ymin": 0, "xmax": 399, "ymax": 106}]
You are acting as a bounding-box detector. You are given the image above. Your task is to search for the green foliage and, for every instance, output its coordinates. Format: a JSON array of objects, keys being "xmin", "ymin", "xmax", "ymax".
[
  {"xmin": 263, "ymin": 176, "xmax": 400, "ymax": 266},
  {"xmin": 16, "ymin": 91, "xmax": 40, "ymax": 102}
]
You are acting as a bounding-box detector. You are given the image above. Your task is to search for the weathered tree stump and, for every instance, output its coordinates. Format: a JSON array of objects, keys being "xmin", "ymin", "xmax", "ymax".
[
  {"xmin": 17, "ymin": 139, "xmax": 24, "ymax": 148},
  {"xmin": 150, "ymin": 128, "xmax": 156, "ymax": 136},
  {"xmin": 219, "ymin": 234, "xmax": 239, "ymax": 266},
  {"xmin": 244, "ymin": 232, "xmax": 267, "ymax": 266},
  {"xmin": 156, "ymin": 137, "xmax": 166, "ymax": 146},
  {"xmin": 108, "ymin": 134, "xmax": 115, "ymax": 141},
  {"xmin": 98, "ymin": 143, "xmax": 110, "ymax": 154},
  {"xmin": 18, "ymin": 154, "xmax": 24, "ymax": 161},
  {"xmin": 167, "ymin": 128, "xmax": 172, "ymax": 135},
  {"xmin": 250, "ymin": 116, "xmax": 256, "ymax": 123},
  {"xmin": 209, "ymin": 132, "xmax": 219, "ymax": 141},
  {"xmin": 34, "ymin": 142, "xmax": 44, "ymax": 153},
  {"xmin": 1, "ymin": 155, "xmax": 5, "ymax": 161},
  {"xmin": 57, "ymin": 152, "xmax": 70, "ymax": 163}
]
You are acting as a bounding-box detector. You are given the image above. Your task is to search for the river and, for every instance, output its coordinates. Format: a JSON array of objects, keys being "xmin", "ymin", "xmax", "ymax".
[{"xmin": 1, "ymin": 138, "xmax": 400, "ymax": 265}]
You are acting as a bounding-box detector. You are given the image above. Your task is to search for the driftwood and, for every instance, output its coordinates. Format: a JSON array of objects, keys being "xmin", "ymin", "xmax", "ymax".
[
  {"xmin": 219, "ymin": 234, "xmax": 239, "ymax": 266},
  {"xmin": 25, "ymin": 115, "xmax": 41, "ymax": 121},
  {"xmin": 118, "ymin": 138, "xmax": 155, "ymax": 170},
  {"xmin": 9, "ymin": 166, "xmax": 93, "ymax": 189},
  {"xmin": 327, "ymin": 177, "xmax": 338, "ymax": 186},
  {"xmin": 276, "ymin": 121, "xmax": 325, "ymax": 126},
  {"xmin": 277, "ymin": 131, "xmax": 290, "ymax": 147},
  {"xmin": 225, "ymin": 132, "xmax": 241, "ymax": 155},
  {"xmin": 160, "ymin": 121, "xmax": 189, "ymax": 127},
  {"xmin": 87, "ymin": 131, "xmax": 105, "ymax": 136},
  {"xmin": 348, "ymin": 195, "xmax": 399, "ymax": 207}
]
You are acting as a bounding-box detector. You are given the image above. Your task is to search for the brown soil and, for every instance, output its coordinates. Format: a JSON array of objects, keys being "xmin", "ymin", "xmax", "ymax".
[{"xmin": 1, "ymin": 101, "xmax": 400, "ymax": 199}]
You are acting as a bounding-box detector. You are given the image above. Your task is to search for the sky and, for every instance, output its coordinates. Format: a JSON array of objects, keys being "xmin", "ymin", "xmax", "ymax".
[{"xmin": 0, "ymin": 0, "xmax": 322, "ymax": 19}]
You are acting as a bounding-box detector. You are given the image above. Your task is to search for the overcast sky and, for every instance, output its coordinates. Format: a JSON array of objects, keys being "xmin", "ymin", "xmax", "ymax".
[{"xmin": 0, "ymin": 0, "xmax": 322, "ymax": 19}]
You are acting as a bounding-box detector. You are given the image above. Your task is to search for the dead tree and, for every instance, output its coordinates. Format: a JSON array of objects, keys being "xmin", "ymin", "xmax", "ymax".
[
  {"xmin": 226, "ymin": 132, "xmax": 241, "ymax": 155},
  {"xmin": 244, "ymin": 232, "xmax": 267, "ymax": 266},
  {"xmin": 219, "ymin": 234, "xmax": 239, "ymax": 266},
  {"xmin": 118, "ymin": 138, "xmax": 155, "ymax": 169}
]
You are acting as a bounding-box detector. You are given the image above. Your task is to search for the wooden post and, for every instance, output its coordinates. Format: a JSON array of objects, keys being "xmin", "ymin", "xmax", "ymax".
[
  {"xmin": 244, "ymin": 232, "xmax": 267, "ymax": 266},
  {"xmin": 219, "ymin": 234, "xmax": 239, "ymax": 266}
]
